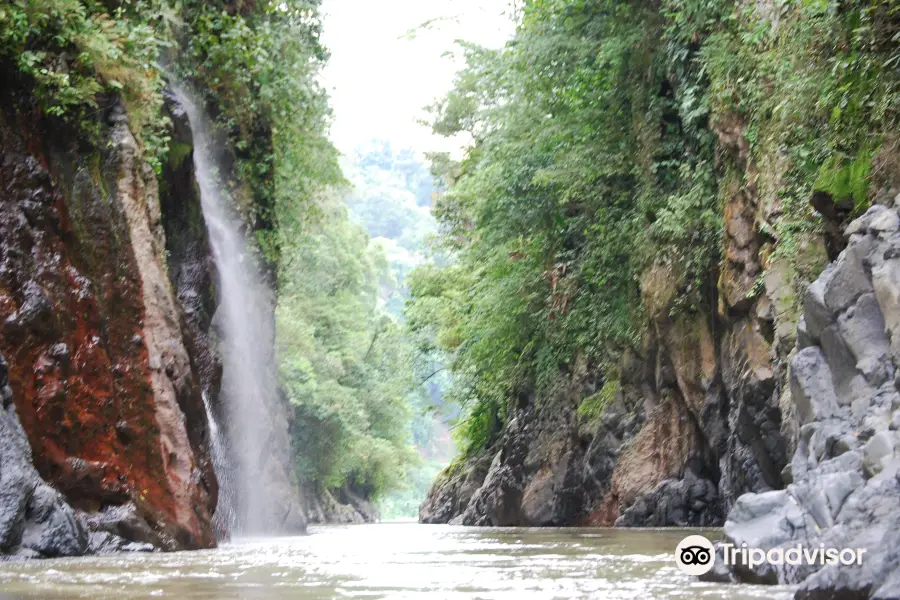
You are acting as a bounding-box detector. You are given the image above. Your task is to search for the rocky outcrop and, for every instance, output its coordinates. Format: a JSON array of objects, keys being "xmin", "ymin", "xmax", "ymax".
[
  {"xmin": 420, "ymin": 243, "xmax": 793, "ymax": 528},
  {"xmin": 719, "ymin": 202, "xmax": 900, "ymax": 599},
  {"xmin": 0, "ymin": 351, "xmax": 87, "ymax": 558},
  {"xmin": 0, "ymin": 80, "xmax": 216, "ymax": 552},
  {"xmin": 419, "ymin": 321, "xmax": 730, "ymax": 527},
  {"xmin": 422, "ymin": 369, "xmax": 611, "ymax": 527},
  {"xmin": 305, "ymin": 485, "xmax": 379, "ymax": 525}
]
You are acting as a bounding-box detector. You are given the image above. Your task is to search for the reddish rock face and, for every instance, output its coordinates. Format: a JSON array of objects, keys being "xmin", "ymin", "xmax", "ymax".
[{"xmin": 0, "ymin": 103, "xmax": 216, "ymax": 549}]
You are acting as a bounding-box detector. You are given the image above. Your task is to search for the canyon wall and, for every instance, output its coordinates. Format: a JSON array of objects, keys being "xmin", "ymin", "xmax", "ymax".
[
  {"xmin": 416, "ymin": 0, "xmax": 900, "ymax": 545},
  {"xmin": 0, "ymin": 74, "xmax": 218, "ymax": 554},
  {"xmin": 420, "ymin": 129, "xmax": 899, "ymax": 533}
]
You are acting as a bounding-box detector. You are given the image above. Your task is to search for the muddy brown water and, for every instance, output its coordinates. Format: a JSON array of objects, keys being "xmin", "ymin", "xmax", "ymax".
[{"xmin": 0, "ymin": 523, "xmax": 795, "ymax": 599}]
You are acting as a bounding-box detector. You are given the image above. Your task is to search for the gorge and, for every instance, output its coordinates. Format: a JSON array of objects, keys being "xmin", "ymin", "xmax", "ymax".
[{"xmin": 0, "ymin": 0, "xmax": 899, "ymax": 599}]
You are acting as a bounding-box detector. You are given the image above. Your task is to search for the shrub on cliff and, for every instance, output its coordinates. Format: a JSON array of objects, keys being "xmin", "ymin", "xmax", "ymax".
[{"xmin": 409, "ymin": 0, "xmax": 900, "ymax": 457}]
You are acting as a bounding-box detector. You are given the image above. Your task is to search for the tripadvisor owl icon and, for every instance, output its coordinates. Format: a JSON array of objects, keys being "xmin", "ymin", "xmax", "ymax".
[{"xmin": 675, "ymin": 535, "xmax": 715, "ymax": 576}]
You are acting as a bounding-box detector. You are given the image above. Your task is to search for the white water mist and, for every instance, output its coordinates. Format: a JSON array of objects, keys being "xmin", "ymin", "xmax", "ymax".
[{"xmin": 170, "ymin": 84, "xmax": 282, "ymax": 535}]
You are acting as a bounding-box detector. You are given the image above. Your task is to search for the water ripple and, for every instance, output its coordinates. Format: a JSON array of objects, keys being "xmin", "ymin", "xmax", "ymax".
[{"xmin": 0, "ymin": 524, "xmax": 794, "ymax": 599}]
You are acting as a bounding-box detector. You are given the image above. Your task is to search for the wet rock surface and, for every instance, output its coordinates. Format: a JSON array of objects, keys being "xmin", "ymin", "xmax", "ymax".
[
  {"xmin": 722, "ymin": 205, "xmax": 900, "ymax": 598},
  {"xmin": 158, "ymin": 103, "xmax": 224, "ymax": 536},
  {"xmin": 0, "ymin": 82, "xmax": 215, "ymax": 554}
]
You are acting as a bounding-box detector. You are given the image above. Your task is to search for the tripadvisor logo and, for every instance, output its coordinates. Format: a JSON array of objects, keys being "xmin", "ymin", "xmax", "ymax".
[
  {"xmin": 675, "ymin": 535, "xmax": 868, "ymax": 576},
  {"xmin": 675, "ymin": 535, "xmax": 716, "ymax": 576}
]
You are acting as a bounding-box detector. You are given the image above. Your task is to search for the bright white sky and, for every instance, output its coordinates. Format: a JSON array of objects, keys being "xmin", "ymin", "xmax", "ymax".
[{"xmin": 320, "ymin": 0, "xmax": 514, "ymax": 157}]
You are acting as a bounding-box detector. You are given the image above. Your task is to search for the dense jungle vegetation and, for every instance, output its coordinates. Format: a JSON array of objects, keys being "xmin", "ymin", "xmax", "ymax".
[
  {"xmin": 409, "ymin": 0, "xmax": 900, "ymax": 458},
  {"xmin": 3, "ymin": 0, "xmax": 898, "ymax": 515},
  {"xmin": 0, "ymin": 0, "xmax": 432, "ymax": 511}
]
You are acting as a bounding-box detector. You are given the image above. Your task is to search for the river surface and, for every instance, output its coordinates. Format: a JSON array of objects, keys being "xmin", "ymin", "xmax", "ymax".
[{"xmin": 0, "ymin": 523, "xmax": 794, "ymax": 599}]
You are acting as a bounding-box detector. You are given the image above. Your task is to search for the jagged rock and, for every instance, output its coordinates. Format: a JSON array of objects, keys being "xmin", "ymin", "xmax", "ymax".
[
  {"xmin": 869, "ymin": 210, "xmax": 899, "ymax": 233},
  {"xmin": 458, "ymin": 415, "xmax": 530, "ymax": 526},
  {"xmin": 824, "ymin": 235, "xmax": 875, "ymax": 314},
  {"xmin": 726, "ymin": 489, "xmax": 806, "ymax": 549},
  {"xmin": 843, "ymin": 205, "xmax": 889, "ymax": 237},
  {"xmin": 305, "ymin": 486, "xmax": 377, "ymax": 525},
  {"xmin": 797, "ymin": 317, "xmax": 816, "ymax": 350},
  {"xmin": 79, "ymin": 503, "xmax": 171, "ymax": 549},
  {"xmin": 722, "ymin": 205, "xmax": 900, "ymax": 598},
  {"xmin": 9, "ymin": 282, "xmax": 57, "ymax": 340},
  {"xmin": 420, "ymin": 453, "xmax": 493, "ymax": 524},
  {"xmin": 790, "ymin": 348, "xmax": 839, "ymax": 425},
  {"xmin": 838, "ymin": 293, "xmax": 893, "ymax": 387},
  {"xmin": 820, "ymin": 324, "xmax": 872, "ymax": 405},
  {"xmin": 615, "ymin": 471, "xmax": 720, "ymax": 527},
  {"xmin": 0, "ymin": 77, "xmax": 216, "ymax": 554},
  {"xmin": 870, "ymin": 246, "xmax": 900, "ymax": 366},
  {"xmin": 861, "ymin": 432, "xmax": 894, "ymax": 478},
  {"xmin": 803, "ymin": 264, "xmax": 836, "ymax": 342},
  {"xmin": 88, "ymin": 531, "xmax": 156, "ymax": 555}
]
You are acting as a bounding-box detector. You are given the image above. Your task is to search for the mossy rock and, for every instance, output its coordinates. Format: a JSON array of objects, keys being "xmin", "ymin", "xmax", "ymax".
[{"xmin": 167, "ymin": 141, "xmax": 192, "ymax": 170}]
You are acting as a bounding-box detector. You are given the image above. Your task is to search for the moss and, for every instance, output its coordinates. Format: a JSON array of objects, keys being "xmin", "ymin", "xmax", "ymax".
[
  {"xmin": 577, "ymin": 379, "xmax": 619, "ymax": 423},
  {"xmin": 167, "ymin": 141, "xmax": 193, "ymax": 170}
]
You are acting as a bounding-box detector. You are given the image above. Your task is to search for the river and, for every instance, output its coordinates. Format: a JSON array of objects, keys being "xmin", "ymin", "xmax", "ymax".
[{"xmin": 0, "ymin": 524, "xmax": 794, "ymax": 599}]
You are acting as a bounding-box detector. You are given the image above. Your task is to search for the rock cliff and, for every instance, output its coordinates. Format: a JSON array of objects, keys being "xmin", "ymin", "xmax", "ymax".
[
  {"xmin": 719, "ymin": 202, "xmax": 900, "ymax": 599},
  {"xmin": 420, "ymin": 138, "xmax": 897, "ymax": 534},
  {"xmin": 421, "ymin": 193, "xmax": 900, "ymax": 598},
  {"xmin": 0, "ymin": 76, "xmax": 217, "ymax": 553}
]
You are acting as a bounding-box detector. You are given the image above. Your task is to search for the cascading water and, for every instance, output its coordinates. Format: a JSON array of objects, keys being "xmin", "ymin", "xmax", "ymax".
[
  {"xmin": 169, "ymin": 83, "xmax": 285, "ymax": 536},
  {"xmin": 201, "ymin": 390, "xmax": 234, "ymax": 536}
]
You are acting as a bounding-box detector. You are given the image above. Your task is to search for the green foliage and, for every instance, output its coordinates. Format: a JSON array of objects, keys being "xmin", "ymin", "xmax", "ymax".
[
  {"xmin": 702, "ymin": 0, "xmax": 899, "ymax": 225},
  {"xmin": 0, "ymin": 0, "xmax": 173, "ymax": 171},
  {"xmin": 411, "ymin": 0, "xmax": 900, "ymax": 457},
  {"xmin": 277, "ymin": 193, "xmax": 416, "ymax": 499},
  {"xmin": 814, "ymin": 149, "xmax": 875, "ymax": 210},
  {"xmin": 408, "ymin": 0, "xmax": 721, "ymax": 456},
  {"xmin": 6, "ymin": 0, "xmax": 415, "ymax": 509},
  {"xmin": 178, "ymin": 0, "xmax": 343, "ymax": 262},
  {"xmin": 577, "ymin": 379, "xmax": 618, "ymax": 423},
  {"xmin": 341, "ymin": 142, "xmax": 458, "ymax": 515}
]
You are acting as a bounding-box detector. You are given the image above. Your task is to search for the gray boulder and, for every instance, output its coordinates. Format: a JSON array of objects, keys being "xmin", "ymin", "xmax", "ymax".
[
  {"xmin": 803, "ymin": 264, "xmax": 836, "ymax": 342},
  {"xmin": 790, "ymin": 347, "xmax": 839, "ymax": 425},
  {"xmin": 0, "ymin": 351, "xmax": 87, "ymax": 557}
]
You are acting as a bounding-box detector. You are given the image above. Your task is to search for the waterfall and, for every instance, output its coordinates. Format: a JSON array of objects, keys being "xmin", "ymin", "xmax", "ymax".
[
  {"xmin": 201, "ymin": 390, "xmax": 233, "ymax": 537},
  {"xmin": 169, "ymin": 83, "xmax": 283, "ymax": 536}
]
